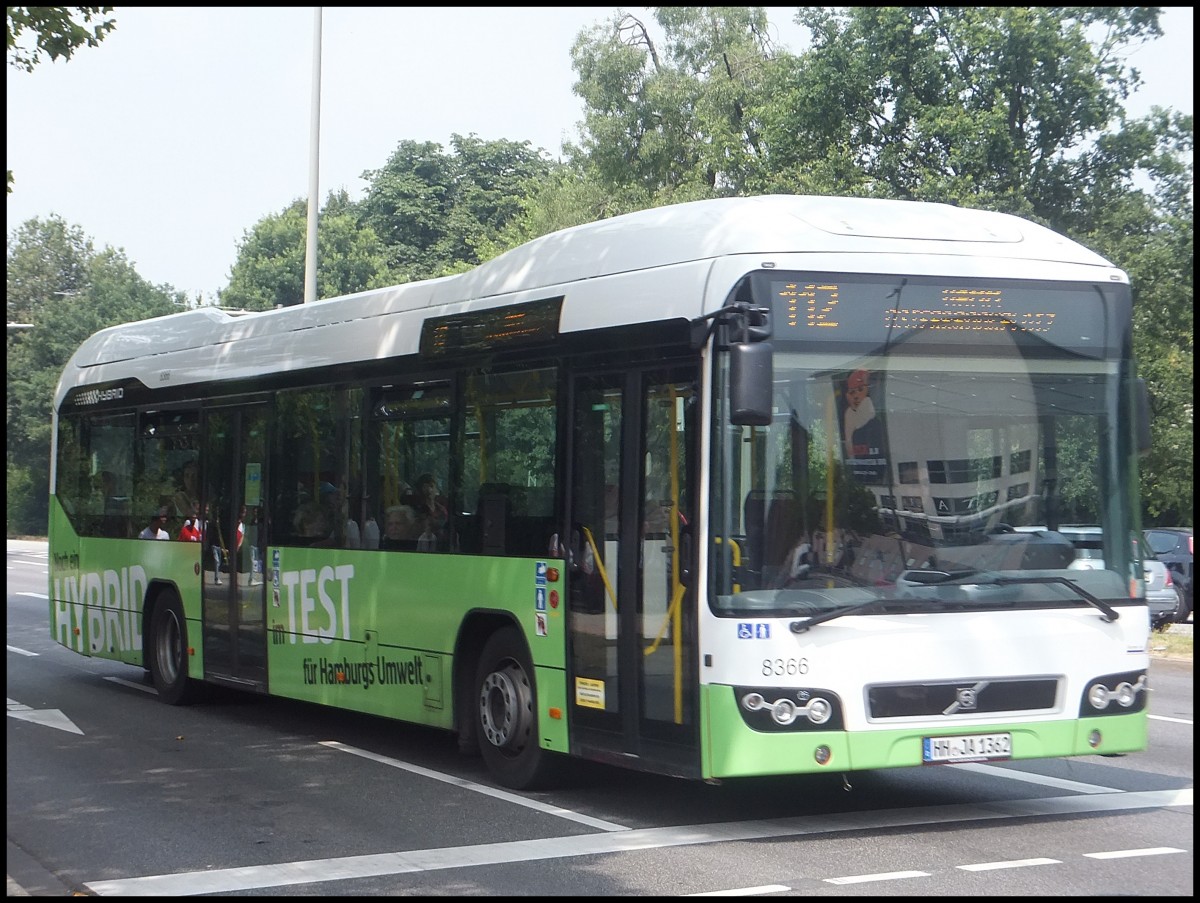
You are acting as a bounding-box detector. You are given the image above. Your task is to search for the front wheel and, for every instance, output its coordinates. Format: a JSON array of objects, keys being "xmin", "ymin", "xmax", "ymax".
[
  {"xmin": 148, "ymin": 592, "xmax": 201, "ymax": 705},
  {"xmin": 473, "ymin": 626, "xmax": 563, "ymax": 790}
]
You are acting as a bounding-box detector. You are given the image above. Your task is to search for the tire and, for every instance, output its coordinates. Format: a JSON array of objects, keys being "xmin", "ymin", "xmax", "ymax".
[
  {"xmin": 473, "ymin": 626, "xmax": 563, "ymax": 790},
  {"xmin": 1170, "ymin": 586, "xmax": 1189, "ymax": 625},
  {"xmin": 148, "ymin": 592, "xmax": 201, "ymax": 705}
]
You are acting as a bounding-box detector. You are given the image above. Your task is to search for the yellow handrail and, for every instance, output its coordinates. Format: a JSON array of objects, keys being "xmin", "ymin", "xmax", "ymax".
[
  {"xmin": 580, "ymin": 525, "xmax": 617, "ymax": 612},
  {"xmin": 714, "ymin": 536, "xmax": 742, "ymax": 593},
  {"xmin": 640, "ymin": 385, "xmax": 686, "ymax": 724}
]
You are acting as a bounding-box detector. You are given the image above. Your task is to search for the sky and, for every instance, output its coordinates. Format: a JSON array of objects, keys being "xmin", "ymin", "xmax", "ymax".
[{"xmin": 6, "ymin": 6, "xmax": 1194, "ymax": 304}]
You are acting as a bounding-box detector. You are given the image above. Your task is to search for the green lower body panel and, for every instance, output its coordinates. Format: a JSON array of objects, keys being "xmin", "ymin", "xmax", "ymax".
[
  {"xmin": 702, "ymin": 684, "xmax": 1149, "ymax": 779},
  {"xmin": 535, "ymin": 665, "xmax": 570, "ymax": 753}
]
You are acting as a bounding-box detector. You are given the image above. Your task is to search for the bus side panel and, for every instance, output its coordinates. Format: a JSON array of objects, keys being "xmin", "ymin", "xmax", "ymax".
[
  {"xmin": 263, "ymin": 547, "xmax": 567, "ymax": 746},
  {"xmin": 48, "ymin": 498, "xmax": 204, "ymax": 674},
  {"xmin": 47, "ymin": 499, "xmax": 83, "ymax": 653}
]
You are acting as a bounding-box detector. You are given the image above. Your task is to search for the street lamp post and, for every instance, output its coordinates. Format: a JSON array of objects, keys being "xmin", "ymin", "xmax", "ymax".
[{"xmin": 304, "ymin": 7, "xmax": 322, "ymax": 304}]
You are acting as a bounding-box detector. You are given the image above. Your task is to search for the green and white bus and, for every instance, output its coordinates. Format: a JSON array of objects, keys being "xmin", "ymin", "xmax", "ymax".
[{"xmin": 49, "ymin": 194, "xmax": 1153, "ymax": 789}]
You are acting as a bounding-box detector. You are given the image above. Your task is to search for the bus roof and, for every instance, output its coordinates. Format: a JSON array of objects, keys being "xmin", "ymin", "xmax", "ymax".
[{"xmin": 55, "ymin": 195, "xmax": 1123, "ymax": 407}]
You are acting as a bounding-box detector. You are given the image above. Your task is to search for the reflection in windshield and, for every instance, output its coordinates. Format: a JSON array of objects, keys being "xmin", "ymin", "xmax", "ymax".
[{"xmin": 710, "ymin": 282, "xmax": 1139, "ymax": 619}]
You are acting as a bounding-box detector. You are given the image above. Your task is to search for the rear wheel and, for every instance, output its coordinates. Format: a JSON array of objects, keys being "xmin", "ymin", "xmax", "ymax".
[
  {"xmin": 1169, "ymin": 586, "xmax": 1188, "ymax": 625},
  {"xmin": 148, "ymin": 592, "xmax": 201, "ymax": 705},
  {"xmin": 473, "ymin": 626, "xmax": 563, "ymax": 790}
]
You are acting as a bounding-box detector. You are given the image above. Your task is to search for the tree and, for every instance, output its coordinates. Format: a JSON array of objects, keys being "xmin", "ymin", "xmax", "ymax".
[
  {"xmin": 1081, "ymin": 109, "xmax": 1194, "ymax": 525},
  {"xmin": 6, "ymin": 215, "xmax": 180, "ymax": 534},
  {"xmin": 226, "ymin": 136, "xmax": 559, "ymax": 303},
  {"xmin": 221, "ymin": 190, "xmax": 392, "ymax": 310},
  {"xmin": 570, "ymin": 7, "xmax": 778, "ymax": 199},
  {"xmin": 478, "ymin": 165, "xmax": 633, "ymax": 260},
  {"xmin": 359, "ymin": 134, "xmax": 556, "ymax": 281},
  {"xmin": 5, "ymin": 216, "xmax": 92, "ymax": 324},
  {"xmin": 6, "ymin": 6, "xmax": 116, "ymax": 192}
]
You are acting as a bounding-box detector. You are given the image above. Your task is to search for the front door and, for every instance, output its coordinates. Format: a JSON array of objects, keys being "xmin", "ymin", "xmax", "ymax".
[
  {"xmin": 200, "ymin": 405, "xmax": 268, "ymax": 690},
  {"xmin": 566, "ymin": 364, "xmax": 699, "ymax": 777}
]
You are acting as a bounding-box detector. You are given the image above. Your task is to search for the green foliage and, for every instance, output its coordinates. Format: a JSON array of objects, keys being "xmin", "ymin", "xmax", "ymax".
[
  {"xmin": 6, "ymin": 214, "xmax": 179, "ymax": 535},
  {"xmin": 6, "ymin": 462, "xmax": 38, "ymax": 538},
  {"xmin": 1071, "ymin": 109, "xmax": 1194, "ymax": 525},
  {"xmin": 6, "ymin": 5, "xmax": 115, "ymax": 71},
  {"xmin": 570, "ymin": 8, "xmax": 776, "ymax": 195},
  {"xmin": 359, "ymin": 134, "xmax": 556, "ymax": 281},
  {"xmin": 7, "ymin": 6, "xmax": 116, "ymax": 192},
  {"xmin": 478, "ymin": 165, "xmax": 652, "ymax": 259},
  {"xmin": 220, "ymin": 190, "xmax": 391, "ymax": 310},
  {"xmin": 755, "ymin": 6, "xmax": 1165, "ymax": 213}
]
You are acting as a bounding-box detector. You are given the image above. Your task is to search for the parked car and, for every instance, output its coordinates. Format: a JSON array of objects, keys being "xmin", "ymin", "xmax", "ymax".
[
  {"xmin": 1143, "ymin": 527, "xmax": 1193, "ymax": 622},
  {"xmin": 1022, "ymin": 525, "xmax": 1182, "ymax": 629},
  {"xmin": 1143, "ymin": 550, "xmax": 1186, "ymax": 630}
]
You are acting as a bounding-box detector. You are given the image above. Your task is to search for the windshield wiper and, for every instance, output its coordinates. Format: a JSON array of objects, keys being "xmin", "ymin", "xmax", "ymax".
[
  {"xmin": 901, "ymin": 568, "xmax": 986, "ymax": 585},
  {"xmin": 789, "ymin": 599, "xmax": 883, "ymax": 633},
  {"xmin": 900, "ymin": 570, "xmax": 1118, "ymax": 622},
  {"xmin": 787, "ymin": 573, "xmax": 1120, "ymax": 632},
  {"xmin": 987, "ymin": 575, "xmax": 1120, "ymax": 622}
]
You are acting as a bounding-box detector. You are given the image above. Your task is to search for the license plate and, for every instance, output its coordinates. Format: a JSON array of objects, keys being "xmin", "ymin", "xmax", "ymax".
[{"xmin": 923, "ymin": 732, "xmax": 1012, "ymax": 764}]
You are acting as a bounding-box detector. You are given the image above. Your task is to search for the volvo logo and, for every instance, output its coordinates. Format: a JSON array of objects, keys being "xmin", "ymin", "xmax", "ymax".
[{"xmin": 943, "ymin": 680, "xmax": 989, "ymax": 715}]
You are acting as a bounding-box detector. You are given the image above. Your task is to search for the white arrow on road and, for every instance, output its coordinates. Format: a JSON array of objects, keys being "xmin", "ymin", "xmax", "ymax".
[{"xmin": 7, "ymin": 697, "xmax": 83, "ymax": 734}]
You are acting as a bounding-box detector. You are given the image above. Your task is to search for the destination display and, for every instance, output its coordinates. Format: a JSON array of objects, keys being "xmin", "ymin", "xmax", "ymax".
[{"xmin": 767, "ymin": 274, "xmax": 1122, "ymax": 356}]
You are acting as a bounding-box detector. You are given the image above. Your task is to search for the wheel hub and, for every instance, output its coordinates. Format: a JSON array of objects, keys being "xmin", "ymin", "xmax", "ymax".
[{"xmin": 479, "ymin": 662, "xmax": 533, "ymax": 751}]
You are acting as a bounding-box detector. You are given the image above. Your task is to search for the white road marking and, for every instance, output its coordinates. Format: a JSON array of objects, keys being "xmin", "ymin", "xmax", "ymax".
[
  {"xmin": 82, "ymin": 788, "xmax": 1192, "ymax": 896},
  {"xmin": 824, "ymin": 870, "xmax": 930, "ymax": 885},
  {"xmin": 949, "ymin": 762, "xmax": 1117, "ymax": 794},
  {"xmin": 6, "ymin": 645, "xmax": 38, "ymax": 657},
  {"xmin": 1149, "ymin": 713, "xmax": 1192, "ymax": 725},
  {"xmin": 958, "ymin": 857, "xmax": 1061, "ymax": 871},
  {"xmin": 16, "ymin": 592, "xmax": 48, "ymax": 599},
  {"xmin": 1083, "ymin": 847, "xmax": 1186, "ymax": 859},
  {"xmin": 323, "ymin": 740, "xmax": 630, "ymax": 832},
  {"xmin": 7, "ymin": 698, "xmax": 83, "ymax": 734},
  {"xmin": 105, "ymin": 676, "xmax": 157, "ymax": 694},
  {"xmin": 687, "ymin": 884, "xmax": 791, "ymax": 896}
]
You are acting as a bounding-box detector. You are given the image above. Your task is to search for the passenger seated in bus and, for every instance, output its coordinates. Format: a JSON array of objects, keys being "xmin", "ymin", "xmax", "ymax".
[
  {"xmin": 380, "ymin": 504, "xmax": 419, "ymax": 550},
  {"xmin": 178, "ymin": 502, "xmax": 202, "ymax": 542},
  {"xmin": 311, "ymin": 481, "xmax": 361, "ymax": 548},
  {"xmin": 138, "ymin": 507, "xmax": 170, "ymax": 540},
  {"xmin": 416, "ymin": 512, "xmax": 438, "ymax": 552},
  {"xmin": 293, "ymin": 500, "xmax": 331, "ymax": 542},
  {"xmin": 403, "ymin": 473, "xmax": 448, "ymax": 532}
]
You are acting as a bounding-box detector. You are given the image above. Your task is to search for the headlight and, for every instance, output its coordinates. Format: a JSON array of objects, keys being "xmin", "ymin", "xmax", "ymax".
[
  {"xmin": 1080, "ymin": 671, "xmax": 1148, "ymax": 716},
  {"xmin": 734, "ymin": 686, "xmax": 844, "ymax": 732}
]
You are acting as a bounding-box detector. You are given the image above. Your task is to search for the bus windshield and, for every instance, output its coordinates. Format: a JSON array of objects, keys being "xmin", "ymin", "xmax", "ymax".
[{"xmin": 709, "ymin": 273, "xmax": 1140, "ymax": 618}]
